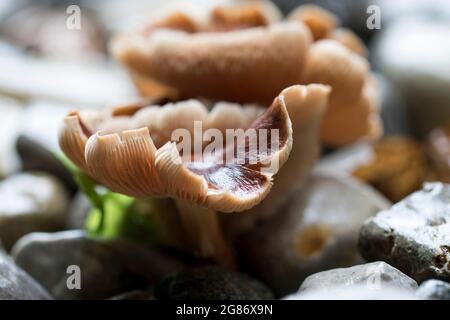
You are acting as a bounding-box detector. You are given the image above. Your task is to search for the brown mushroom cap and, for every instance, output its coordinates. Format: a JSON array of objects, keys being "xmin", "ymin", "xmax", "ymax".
[
  {"xmin": 328, "ymin": 28, "xmax": 368, "ymax": 57},
  {"xmin": 288, "ymin": 4, "xmax": 339, "ymax": 41},
  {"xmin": 59, "ymin": 87, "xmax": 301, "ymax": 212},
  {"xmin": 112, "ymin": 3, "xmax": 379, "ymax": 148},
  {"xmin": 287, "ymin": 4, "xmax": 368, "ymax": 56},
  {"xmin": 147, "ymin": 11, "xmax": 199, "ymax": 34},
  {"xmin": 300, "ymin": 40, "xmax": 381, "ymax": 146},
  {"xmin": 111, "ymin": 22, "xmax": 312, "ymax": 105},
  {"xmin": 129, "ymin": 70, "xmax": 180, "ymax": 100},
  {"xmin": 321, "ymin": 73, "xmax": 382, "ymax": 145},
  {"xmin": 116, "ymin": 1, "xmax": 284, "ymax": 101},
  {"xmin": 302, "ymin": 39, "xmax": 368, "ymax": 104},
  {"xmin": 288, "ymin": 3, "xmax": 367, "ymax": 57},
  {"xmin": 209, "ymin": 0, "xmax": 282, "ymax": 31}
]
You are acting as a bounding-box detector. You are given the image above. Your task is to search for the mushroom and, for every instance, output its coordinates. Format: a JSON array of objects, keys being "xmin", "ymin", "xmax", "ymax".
[
  {"xmin": 301, "ymin": 40, "xmax": 381, "ymax": 146},
  {"xmin": 328, "ymin": 28, "xmax": 368, "ymax": 57},
  {"xmin": 286, "ymin": 4, "xmax": 378, "ymax": 146},
  {"xmin": 208, "ymin": 0, "xmax": 282, "ymax": 31},
  {"xmin": 288, "ymin": 4, "xmax": 368, "ymax": 56},
  {"xmin": 288, "ymin": 4, "xmax": 339, "ymax": 41},
  {"xmin": 112, "ymin": 2, "xmax": 380, "ymax": 147},
  {"xmin": 111, "ymin": 4, "xmax": 311, "ymax": 105},
  {"xmin": 59, "ymin": 86, "xmax": 302, "ymax": 265}
]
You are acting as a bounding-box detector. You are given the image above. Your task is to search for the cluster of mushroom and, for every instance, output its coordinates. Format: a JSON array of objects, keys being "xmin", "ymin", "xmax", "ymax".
[
  {"xmin": 111, "ymin": 1, "xmax": 380, "ymax": 147},
  {"xmin": 59, "ymin": 1, "xmax": 382, "ymax": 266}
]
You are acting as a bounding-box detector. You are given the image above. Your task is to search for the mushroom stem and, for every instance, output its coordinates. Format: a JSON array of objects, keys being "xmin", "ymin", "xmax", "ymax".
[
  {"xmin": 96, "ymin": 209, "xmax": 105, "ymax": 234},
  {"xmin": 174, "ymin": 199, "xmax": 235, "ymax": 268}
]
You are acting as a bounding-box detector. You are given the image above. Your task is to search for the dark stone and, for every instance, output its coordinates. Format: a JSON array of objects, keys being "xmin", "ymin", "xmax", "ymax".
[
  {"xmin": 16, "ymin": 102, "xmax": 77, "ymax": 194},
  {"xmin": 12, "ymin": 230, "xmax": 184, "ymax": 299},
  {"xmin": 155, "ymin": 266, "xmax": 274, "ymax": 300},
  {"xmin": 0, "ymin": 250, "xmax": 52, "ymax": 300},
  {"xmin": 416, "ymin": 280, "xmax": 450, "ymax": 300},
  {"xmin": 0, "ymin": 172, "xmax": 69, "ymax": 250},
  {"xmin": 17, "ymin": 135, "xmax": 77, "ymax": 195},
  {"xmin": 359, "ymin": 183, "xmax": 450, "ymax": 283}
]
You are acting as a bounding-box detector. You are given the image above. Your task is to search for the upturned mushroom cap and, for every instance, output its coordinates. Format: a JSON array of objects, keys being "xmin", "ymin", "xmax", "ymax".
[
  {"xmin": 111, "ymin": 21, "xmax": 312, "ymax": 105},
  {"xmin": 94, "ymin": 100, "xmax": 264, "ymax": 149},
  {"xmin": 221, "ymin": 84, "xmax": 331, "ymax": 234},
  {"xmin": 59, "ymin": 87, "xmax": 300, "ymax": 213}
]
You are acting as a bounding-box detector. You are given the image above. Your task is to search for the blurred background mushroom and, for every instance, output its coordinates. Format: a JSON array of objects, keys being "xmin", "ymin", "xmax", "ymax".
[
  {"xmin": 111, "ymin": 21, "xmax": 311, "ymax": 105},
  {"xmin": 111, "ymin": 2, "xmax": 382, "ymax": 147}
]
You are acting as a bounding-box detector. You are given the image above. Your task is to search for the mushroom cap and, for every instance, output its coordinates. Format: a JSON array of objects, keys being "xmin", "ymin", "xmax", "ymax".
[
  {"xmin": 329, "ymin": 28, "xmax": 368, "ymax": 57},
  {"xmin": 301, "ymin": 40, "xmax": 381, "ymax": 146},
  {"xmin": 59, "ymin": 87, "xmax": 303, "ymax": 212},
  {"xmin": 146, "ymin": 11, "xmax": 199, "ymax": 34},
  {"xmin": 111, "ymin": 22, "xmax": 312, "ymax": 105},
  {"xmin": 114, "ymin": 1, "xmax": 285, "ymax": 101},
  {"xmin": 320, "ymin": 74, "xmax": 382, "ymax": 146},
  {"xmin": 209, "ymin": 0, "xmax": 282, "ymax": 31},
  {"xmin": 288, "ymin": 4, "xmax": 339, "ymax": 41},
  {"xmin": 302, "ymin": 39, "xmax": 368, "ymax": 104},
  {"xmin": 95, "ymin": 100, "xmax": 264, "ymax": 149}
]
